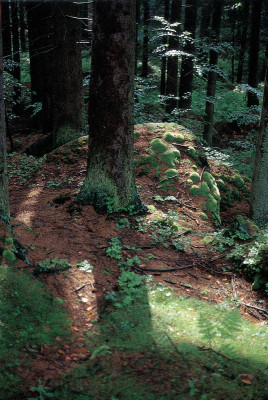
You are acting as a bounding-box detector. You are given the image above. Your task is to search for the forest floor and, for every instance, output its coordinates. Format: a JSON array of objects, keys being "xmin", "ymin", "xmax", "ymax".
[{"xmin": 3, "ymin": 121, "xmax": 268, "ymax": 399}]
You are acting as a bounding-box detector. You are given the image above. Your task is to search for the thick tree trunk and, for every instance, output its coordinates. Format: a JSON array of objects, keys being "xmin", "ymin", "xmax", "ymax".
[
  {"xmin": 203, "ymin": 0, "xmax": 222, "ymax": 145},
  {"xmin": 0, "ymin": 2, "xmax": 10, "ymax": 220},
  {"xmin": 250, "ymin": 61, "xmax": 268, "ymax": 226},
  {"xmin": 165, "ymin": 0, "xmax": 182, "ymax": 114},
  {"xmin": 247, "ymin": 0, "xmax": 262, "ymax": 107},
  {"xmin": 141, "ymin": 0, "xmax": 149, "ymax": 77},
  {"xmin": 77, "ymin": 0, "xmax": 146, "ymax": 214},
  {"xmin": 2, "ymin": 1, "xmax": 12, "ymax": 62},
  {"xmin": 51, "ymin": 1, "xmax": 84, "ymax": 148},
  {"xmin": 135, "ymin": 0, "xmax": 140, "ymax": 75},
  {"xmin": 80, "ymin": 1, "xmax": 89, "ymax": 40},
  {"xmin": 178, "ymin": 0, "xmax": 197, "ymax": 110},
  {"xmin": 19, "ymin": 0, "xmax": 27, "ymax": 52},
  {"xmin": 199, "ymin": 0, "xmax": 213, "ymax": 38},
  {"xmin": 160, "ymin": 0, "xmax": 170, "ymax": 96},
  {"xmin": 10, "ymin": 0, "xmax": 21, "ymax": 109},
  {"xmin": 236, "ymin": 1, "xmax": 249, "ymax": 84}
]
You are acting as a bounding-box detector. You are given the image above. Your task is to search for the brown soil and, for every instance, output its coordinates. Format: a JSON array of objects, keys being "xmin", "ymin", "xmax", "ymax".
[{"xmin": 3, "ymin": 123, "xmax": 268, "ymax": 396}]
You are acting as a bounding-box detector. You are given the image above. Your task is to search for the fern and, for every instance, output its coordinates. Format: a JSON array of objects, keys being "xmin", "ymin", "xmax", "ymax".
[
  {"xmin": 217, "ymin": 309, "xmax": 241, "ymax": 340},
  {"xmin": 197, "ymin": 312, "xmax": 217, "ymax": 347}
]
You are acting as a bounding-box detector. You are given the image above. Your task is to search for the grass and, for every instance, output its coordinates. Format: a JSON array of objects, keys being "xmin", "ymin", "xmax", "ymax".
[{"xmin": 53, "ymin": 275, "xmax": 268, "ymax": 400}]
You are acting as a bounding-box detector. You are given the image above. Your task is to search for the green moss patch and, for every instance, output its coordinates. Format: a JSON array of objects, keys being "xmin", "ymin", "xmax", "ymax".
[
  {"xmin": 161, "ymin": 149, "xmax": 181, "ymax": 168},
  {"xmin": 163, "ymin": 132, "xmax": 175, "ymax": 143},
  {"xmin": 150, "ymin": 138, "xmax": 168, "ymax": 154}
]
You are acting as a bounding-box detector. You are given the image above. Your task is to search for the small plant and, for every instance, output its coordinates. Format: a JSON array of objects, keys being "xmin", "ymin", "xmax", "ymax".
[
  {"xmin": 105, "ymin": 237, "xmax": 123, "ymax": 260},
  {"xmin": 28, "ymin": 380, "xmax": 54, "ymax": 399},
  {"xmin": 116, "ymin": 218, "xmax": 131, "ymax": 230}
]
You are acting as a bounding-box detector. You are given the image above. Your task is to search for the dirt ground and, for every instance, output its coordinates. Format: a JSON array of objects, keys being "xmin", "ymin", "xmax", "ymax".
[{"xmin": 4, "ymin": 122, "xmax": 268, "ymax": 396}]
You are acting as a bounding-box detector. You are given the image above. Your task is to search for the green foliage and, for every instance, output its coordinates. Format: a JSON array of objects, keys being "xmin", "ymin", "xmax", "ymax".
[
  {"xmin": 175, "ymin": 133, "xmax": 185, "ymax": 143},
  {"xmin": 165, "ymin": 169, "xmax": 179, "ymax": 178},
  {"xmin": 190, "ymin": 172, "xmax": 200, "ymax": 182},
  {"xmin": 163, "ymin": 132, "xmax": 174, "ymax": 143},
  {"xmin": 28, "ymin": 380, "xmax": 55, "ymax": 399},
  {"xmin": 0, "ymin": 266, "xmax": 69, "ymax": 399},
  {"xmin": 150, "ymin": 138, "xmax": 167, "ymax": 154},
  {"xmin": 161, "ymin": 149, "xmax": 181, "ymax": 168},
  {"xmin": 8, "ymin": 153, "xmax": 43, "ymax": 184},
  {"xmin": 105, "ymin": 237, "xmax": 123, "ymax": 260},
  {"xmin": 2, "ymin": 249, "xmax": 16, "ymax": 262}
]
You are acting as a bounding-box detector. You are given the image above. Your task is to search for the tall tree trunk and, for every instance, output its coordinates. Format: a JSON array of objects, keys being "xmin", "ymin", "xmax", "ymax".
[
  {"xmin": 199, "ymin": 0, "xmax": 213, "ymax": 38},
  {"xmin": 77, "ymin": 0, "xmax": 146, "ymax": 215},
  {"xmin": 247, "ymin": 0, "xmax": 262, "ymax": 107},
  {"xmin": 165, "ymin": 0, "xmax": 182, "ymax": 114},
  {"xmin": 236, "ymin": 1, "xmax": 250, "ymax": 84},
  {"xmin": 80, "ymin": 1, "xmax": 89, "ymax": 41},
  {"xmin": 135, "ymin": 0, "xmax": 140, "ymax": 75},
  {"xmin": 141, "ymin": 0, "xmax": 149, "ymax": 77},
  {"xmin": 178, "ymin": 0, "xmax": 197, "ymax": 110},
  {"xmin": 51, "ymin": 1, "xmax": 84, "ymax": 148},
  {"xmin": 0, "ymin": 2, "xmax": 10, "ymax": 220},
  {"xmin": 10, "ymin": 0, "xmax": 21, "ymax": 108},
  {"xmin": 19, "ymin": 0, "xmax": 27, "ymax": 52},
  {"xmin": 230, "ymin": 2, "xmax": 236, "ymax": 84},
  {"xmin": 250, "ymin": 60, "xmax": 268, "ymax": 226},
  {"xmin": 160, "ymin": 0, "xmax": 170, "ymax": 96},
  {"xmin": 203, "ymin": 0, "xmax": 222, "ymax": 145},
  {"xmin": 2, "ymin": 1, "xmax": 12, "ymax": 63}
]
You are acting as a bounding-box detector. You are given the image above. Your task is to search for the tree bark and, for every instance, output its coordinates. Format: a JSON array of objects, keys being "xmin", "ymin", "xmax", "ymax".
[
  {"xmin": 236, "ymin": 1, "xmax": 249, "ymax": 84},
  {"xmin": 247, "ymin": 0, "xmax": 262, "ymax": 107},
  {"xmin": 10, "ymin": 0, "xmax": 21, "ymax": 109},
  {"xmin": 77, "ymin": 0, "xmax": 147, "ymax": 214},
  {"xmin": 178, "ymin": 0, "xmax": 197, "ymax": 110},
  {"xmin": 250, "ymin": 60, "xmax": 268, "ymax": 226},
  {"xmin": 135, "ymin": 0, "xmax": 140, "ymax": 75},
  {"xmin": 160, "ymin": 0, "xmax": 170, "ymax": 96},
  {"xmin": 0, "ymin": 2, "xmax": 10, "ymax": 220},
  {"xmin": 203, "ymin": 0, "xmax": 222, "ymax": 145},
  {"xmin": 165, "ymin": 0, "xmax": 182, "ymax": 114},
  {"xmin": 2, "ymin": 1, "xmax": 12, "ymax": 63},
  {"xmin": 19, "ymin": 0, "xmax": 27, "ymax": 52},
  {"xmin": 199, "ymin": 0, "xmax": 213, "ymax": 39},
  {"xmin": 141, "ymin": 0, "xmax": 149, "ymax": 77}
]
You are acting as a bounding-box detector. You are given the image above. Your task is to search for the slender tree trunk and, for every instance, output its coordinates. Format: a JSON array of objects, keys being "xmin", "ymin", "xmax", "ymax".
[
  {"xmin": 199, "ymin": 0, "xmax": 213, "ymax": 38},
  {"xmin": 160, "ymin": 0, "xmax": 170, "ymax": 96},
  {"xmin": 203, "ymin": 0, "xmax": 222, "ymax": 145},
  {"xmin": 247, "ymin": 0, "xmax": 262, "ymax": 107},
  {"xmin": 51, "ymin": 1, "xmax": 84, "ymax": 148},
  {"xmin": 0, "ymin": 2, "xmax": 10, "ymax": 220},
  {"xmin": 141, "ymin": 0, "xmax": 149, "ymax": 77},
  {"xmin": 250, "ymin": 60, "xmax": 268, "ymax": 226},
  {"xmin": 2, "ymin": 1, "xmax": 12, "ymax": 63},
  {"xmin": 135, "ymin": 0, "xmax": 140, "ymax": 75},
  {"xmin": 10, "ymin": 0, "xmax": 21, "ymax": 108},
  {"xmin": 178, "ymin": 0, "xmax": 197, "ymax": 110},
  {"xmin": 236, "ymin": 1, "xmax": 249, "ymax": 84},
  {"xmin": 165, "ymin": 0, "xmax": 182, "ymax": 114},
  {"xmin": 80, "ymin": 1, "xmax": 89, "ymax": 41},
  {"xmin": 231, "ymin": 3, "xmax": 236, "ymax": 84},
  {"xmin": 19, "ymin": 0, "xmax": 27, "ymax": 52},
  {"xmin": 77, "ymin": 0, "xmax": 146, "ymax": 214}
]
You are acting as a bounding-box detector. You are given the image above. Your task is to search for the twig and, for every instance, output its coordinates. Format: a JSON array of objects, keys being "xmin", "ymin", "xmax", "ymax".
[
  {"xmin": 72, "ymin": 281, "xmax": 90, "ymax": 293},
  {"xmin": 241, "ymin": 302, "xmax": 268, "ymax": 316}
]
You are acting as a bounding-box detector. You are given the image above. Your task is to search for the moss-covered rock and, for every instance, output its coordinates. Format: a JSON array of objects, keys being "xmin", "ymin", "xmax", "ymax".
[
  {"xmin": 217, "ymin": 179, "xmax": 227, "ymax": 192},
  {"xmin": 233, "ymin": 174, "xmax": 245, "ymax": 189},
  {"xmin": 163, "ymin": 132, "xmax": 175, "ymax": 143},
  {"xmin": 161, "ymin": 149, "xmax": 181, "ymax": 168},
  {"xmin": 150, "ymin": 138, "xmax": 168, "ymax": 154},
  {"xmin": 190, "ymin": 172, "xmax": 200, "ymax": 182},
  {"xmin": 175, "ymin": 133, "xmax": 185, "ymax": 143},
  {"xmin": 203, "ymin": 171, "xmax": 215, "ymax": 190},
  {"xmin": 187, "ymin": 146, "xmax": 196, "ymax": 159},
  {"xmin": 165, "ymin": 169, "xmax": 179, "ymax": 178},
  {"xmin": 199, "ymin": 212, "xmax": 208, "ymax": 221}
]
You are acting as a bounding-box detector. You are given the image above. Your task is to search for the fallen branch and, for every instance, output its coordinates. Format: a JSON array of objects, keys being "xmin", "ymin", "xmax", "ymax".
[
  {"xmin": 72, "ymin": 281, "xmax": 90, "ymax": 293},
  {"xmin": 241, "ymin": 303, "xmax": 268, "ymax": 316},
  {"xmin": 133, "ymin": 264, "xmax": 195, "ymax": 273}
]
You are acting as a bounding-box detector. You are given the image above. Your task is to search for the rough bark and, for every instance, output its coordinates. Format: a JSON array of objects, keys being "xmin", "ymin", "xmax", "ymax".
[
  {"xmin": 199, "ymin": 0, "xmax": 213, "ymax": 38},
  {"xmin": 236, "ymin": 1, "xmax": 249, "ymax": 84},
  {"xmin": 141, "ymin": 0, "xmax": 149, "ymax": 77},
  {"xmin": 247, "ymin": 0, "xmax": 262, "ymax": 107},
  {"xmin": 178, "ymin": 0, "xmax": 197, "ymax": 110},
  {"xmin": 250, "ymin": 61, "xmax": 268, "ymax": 226},
  {"xmin": 160, "ymin": 0, "xmax": 170, "ymax": 96},
  {"xmin": 135, "ymin": 0, "xmax": 140, "ymax": 75},
  {"xmin": 19, "ymin": 0, "xmax": 27, "ymax": 52},
  {"xmin": 10, "ymin": 0, "xmax": 21, "ymax": 109},
  {"xmin": 0, "ymin": 2, "xmax": 10, "ymax": 220},
  {"xmin": 203, "ymin": 0, "xmax": 222, "ymax": 145},
  {"xmin": 77, "ymin": 0, "xmax": 147, "ymax": 214},
  {"xmin": 51, "ymin": 1, "xmax": 84, "ymax": 148},
  {"xmin": 165, "ymin": 0, "xmax": 182, "ymax": 114}
]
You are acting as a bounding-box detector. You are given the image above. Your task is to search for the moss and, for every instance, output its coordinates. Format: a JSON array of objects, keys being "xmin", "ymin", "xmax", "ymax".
[
  {"xmin": 211, "ymin": 189, "xmax": 221, "ymax": 201},
  {"xmin": 187, "ymin": 146, "xmax": 196, "ymax": 159},
  {"xmin": 3, "ymin": 237, "xmax": 13, "ymax": 246},
  {"xmin": 175, "ymin": 133, "xmax": 185, "ymax": 143},
  {"xmin": 220, "ymin": 173, "xmax": 232, "ymax": 184},
  {"xmin": 206, "ymin": 194, "xmax": 218, "ymax": 213},
  {"xmin": 192, "ymin": 165, "xmax": 198, "ymax": 171},
  {"xmin": 217, "ymin": 179, "xmax": 227, "ymax": 192},
  {"xmin": 54, "ymin": 125, "xmax": 81, "ymax": 149},
  {"xmin": 161, "ymin": 149, "xmax": 181, "ymax": 168},
  {"xmin": 200, "ymin": 182, "xmax": 210, "ymax": 197},
  {"xmin": 199, "ymin": 212, "xmax": 208, "ymax": 221},
  {"xmin": 134, "ymin": 131, "xmax": 140, "ymax": 139},
  {"xmin": 202, "ymin": 201, "xmax": 207, "ymax": 211},
  {"xmin": 203, "ymin": 171, "xmax": 215, "ymax": 190},
  {"xmin": 165, "ymin": 169, "xmax": 179, "ymax": 178},
  {"xmin": 150, "ymin": 138, "xmax": 168, "ymax": 154},
  {"xmin": 233, "ymin": 174, "xmax": 245, "ymax": 189},
  {"xmin": 203, "ymin": 236, "xmax": 214, "ymax": 245},
  {"xmin": 187, "ymin": 179, "xmax": 193, "ymax": 186},
  {"xmin": 190, "ymin": 172, "xmax": 200, "ymax": 182},
  {"xmin": 2, "ymin": 249, "xmax": 16, "ymax": 262},
  {"xmin": 163, "ymin": 132, "xmax": 175, "ymax": 143},
  {"xmin": 189, "ymin": 185, "xmax": 200, "ymax": 197}
]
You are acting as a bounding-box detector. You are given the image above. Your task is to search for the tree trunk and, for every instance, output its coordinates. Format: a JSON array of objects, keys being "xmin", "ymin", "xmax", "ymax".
[
  {"xmin": 0, "ymin": 2, "xmax": 10, "ymax": 220},
  {"xmin": 10, "ymin": 0, "xmax": 21, "ymax": 109},
  {"xmin": 135, "ymin": 0, "xmax": 140, "ymax": 75},
  {"xmin": 141, "ymin": 0, "xmax": 149, "ymax": 77},
  {"xmin": 51, "ymin": 1, "xmax": 84, "ymax": 148},
  {"xmin": 19, "ymin": 0, "xmax": 27, "ymax": 52},
  {"xmin": 203, "ymin": 0, "xmax": 222, "ymax": 145},
  {"xmin": 160, "ymin": 0, "xmax": 170, "ymax": 96},
  {"xmin": 165, "ymin": 0, "xmax": 182, "ymax": 114},
  {"xmin": 80, "ymin": 1, "xmax": 89, "ymax": 41},
  {"xmin": 250, "ymin": 60, "xmax": 268, "ymax": 226},
  {"xmin": 178, "ymin": 0, "xmax": 197, "ymax": 110},
  {"xmin": 247, "ymin": 0, "xmax": 262, "ymax": 107},
  {"xmin": 199, "ymin": 0, "xmax": 213, "ymax": 38},
  {"xmin": 77, "ymin": 0, "xmax": 146, "ymax": 215},
  {"xmin": 2, "ymin": 1, "xmax": 12, "ymax": 63},
  {"xmin": 236, "ymin": 1, "xmax": 249, "ymax": 84}
]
